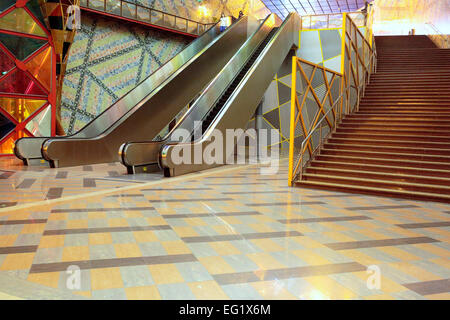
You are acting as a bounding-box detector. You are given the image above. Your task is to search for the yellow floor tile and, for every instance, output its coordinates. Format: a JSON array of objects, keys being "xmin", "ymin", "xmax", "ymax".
[
  {"xmin": 250, "ymin": 239, "xmax": 283, "ymax": 252},
  {"xmin": 88, "ymin": 233, "xmax": 112, "ymax": 245},
  {"xmin": 425, "ymin": 292, "xmax": 450, "ymax": 300},
  {"xmin": 247, "ymin": 252, "xmax": 286, "ymax": 269},
  {"xmin": 27, "ymin": 272, "xmax": 60, "ymax": 288},
  {"xmin": 217, "ymin": 216, "xmax": 242, "ymax": 225},
  {"xmin": 161, "ymin": 241, "xmax": 191, "ymax": 255},
  {"xmin": 292, "ymin": 237, "xmax": 324, "ymax": 249},
  {"xmin": 0, "ymin": 253, "xmax": 35, "ymax": 270},
  {"xmin": 186, "ymin": 217, "xmax": 207, "ymax": 226},
  {"xmin": 146, "ymin": 217, "xmax": 167, "ymax": 225},
  {"xmin": 62, "ymin": 246, "xmax": 90, "ymax": 261},
  {"xmin": 20, "ymin": 223, "xmax": 46, "ymax": 234},
  {"xmin": 0, "ymin": 235, "xmax": 17, "ymax": 247},
  {"xmin": 198, "ymin": 256, "xmax": 235, "ymax": 275},
  {"xmin": 73, "ymin": 291, "xmax": 92, "ymax": 298},
  {"xmin": 251, "ymin": 281, "xmax": 298, "ymax": 300},
  {"xmin": 212, "ymin": 225, "xmax": 237, "ymax": 235},
  {"xmin": 291, "ymin": 250, "xmax": 330, "ymax": 266},
  {"xmin": 125, "ymin": 286, "xmax": 161, "ymax": 300},
  {"xmin": 188, "ymin": 281, "xmax": 229, "ymax": 300},
  {"xmin": 249, "ymin": 224, "xmax": 274, "ymax": 233},
  {"xmin": 47, "ymin": 213, "xmax": 68, "ymax": 221},
  {"xmin": 209, "ymin": 242, "xmax": 240, "ymax": 256},
  {"xmin": 172, "ymin": 226, "xmax": 199, "ymax": 237},
  {"xmin": 114, "ymin": 243, "xmax": 142, "ymax": 258},
  {"xmin": 108, "ymin": 218, "xmax": 129, "ymax": 227},
  {"xmin": 87, "ymin": 212, "xmax": 107, "ymax": 220},
  {"xmin": 66, "ymin": 219, "xmax": 89, "ymax": 229},
  {"xmin": 39, "ymin": 235, "xmax": 65, "ymax": 248},
  {"xmin": 306, "ymin": 276, "xmax": 357, "ymax": 299},
  {"xmin": 133, "ymin": 230, "xmax": 157, "ymax": 242},
  {"xmin": 148, "ymin": 264, "xmax": 184, "ymax": 284},
  {"xmin": 364, "ymin": 294, "xmax": 397, "ymax": 300},
  {"xmin": 91, "ymin": 268, "xmax": 123, "ymax": 290}
]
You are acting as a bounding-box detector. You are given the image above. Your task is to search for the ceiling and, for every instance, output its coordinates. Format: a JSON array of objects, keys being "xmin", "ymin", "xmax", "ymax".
[{"xmin": 261, "ymin": 0, "xmax": 370, "ymax": 18}]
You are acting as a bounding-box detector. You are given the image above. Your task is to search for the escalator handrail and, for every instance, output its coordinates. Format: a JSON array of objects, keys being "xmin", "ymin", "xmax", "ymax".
[
  {"xmin": 165, "ymin": 13, "xmax": 295, "ymax": 148},
  {"xmin": 162, "ymin": 14, "xmax": 274, "ymax": 145}
]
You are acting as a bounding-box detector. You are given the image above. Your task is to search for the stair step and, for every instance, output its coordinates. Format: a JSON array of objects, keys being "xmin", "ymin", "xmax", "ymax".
[
  {"xmin": 295, "ymin": 180, "xmax": 450, "ymax": 203},
  {"xmin": 327, "ymin": 137, "xmax": 450, "ymax": 149},
  {"xmin": 305, "ymin": 167, "xmax": 450, "ymax": 187},
  {"xmin": 302, "ymin": 173, "xmax": 450, "ymax": 196},
  {"xmin": 315, "ymin": 154, "xmax": 450, "ymax": 170},
  {"xmin": 335, "ymin": 127, "xmax": 450, "ymax": 136},
  {"xmin": 320, "ymin": 148, "xmax": 450, "ymax": 163},
  {"xmin": 338, "ymin": 123, "xmax": 450, "ymax": 131},
  {"xmin": 310, "ymin": 160, "xmax": 450, "ymax": 178},
  {"xmin": 323, "ymin": 142, "xmax": 450, "ymax": 156}
]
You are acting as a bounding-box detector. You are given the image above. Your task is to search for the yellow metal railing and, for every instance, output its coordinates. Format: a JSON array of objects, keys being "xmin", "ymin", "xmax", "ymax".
[{"xmin": 288, "ymin": 13, "xmax": 377, "ymax": 186}]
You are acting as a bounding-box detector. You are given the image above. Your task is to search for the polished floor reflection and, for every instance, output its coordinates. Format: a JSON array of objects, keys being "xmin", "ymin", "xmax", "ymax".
[{"xmin": 0, "ymin": 158, "xmax": 449, "ymax": 299}]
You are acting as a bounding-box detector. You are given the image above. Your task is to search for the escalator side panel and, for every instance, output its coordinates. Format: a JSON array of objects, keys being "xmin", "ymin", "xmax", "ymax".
[
  {"xmin": 40, "ymin": 18, "xmax": 256, "ymax": 168},
  {"xmin": 160, "ymin": 13, "xmax": 300, "ymax": 176}
]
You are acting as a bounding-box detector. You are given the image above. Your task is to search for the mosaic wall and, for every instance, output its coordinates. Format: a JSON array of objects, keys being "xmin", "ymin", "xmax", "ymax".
[
  {"xmin": 60, "ymin": 12, "xmax": 190, "ymax": 134},
  {"xmin": 0, "ymin": 0, "xmax": 55, "ymax": 154}
]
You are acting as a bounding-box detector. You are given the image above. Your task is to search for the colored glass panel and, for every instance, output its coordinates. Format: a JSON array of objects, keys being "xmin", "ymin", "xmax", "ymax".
[
  {"xmin": 0, "ymin": 130, "xmax": 29, "ymax": 154},
  {"xmin": 26, "ymin": 0, "xmax": 47, "ymax": 28},
  {"xmin": 0, "ymin": 98, "xmax": 46, "ymax": 122},
  {"xmin": 25, "ymin": 104, "xmax": 51, "ymax": 137},
  {"xmin": 0, "ymin": 0, "xmax": 15, "ymax": 14},
  {"xmin": 0, "ymin": 33, "xmax": 47, "ymax": 61},
  {"xmin": 26, "ymin": 46, "xmax": 52, "ymax": 91},
  {"xmin": 0, "ymin": 8, "xmax": 47, "ymax": 37},
  {"xmin": 0, "ymin": 112, "xmax": 15, "ymax": 139},
  {"xmin": 0, "ymin": 69, "xmax": 47, "ymax": 96},
  {"xmin": 0, "ymin": 48, "xmax": 14, "ymax": 75}
]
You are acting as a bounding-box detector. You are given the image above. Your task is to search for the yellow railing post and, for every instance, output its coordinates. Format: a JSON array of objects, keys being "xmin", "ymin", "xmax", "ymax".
[
  {"xmin": 288, "ymin": 56, "xmax": 297, "ymax": 187},
  {"xmin": 340, "ymin": 12, "xmax": 347, "ymax": 75}
]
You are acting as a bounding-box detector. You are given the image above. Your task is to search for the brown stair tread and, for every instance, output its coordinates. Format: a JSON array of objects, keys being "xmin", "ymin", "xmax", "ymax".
[
  {"xmin": 295, "ymin": 180, "xmax": 450, "ymax": 203},
  {"xmin": 310, "ymin": 160, "xmax": 450, "ymax": 177}
]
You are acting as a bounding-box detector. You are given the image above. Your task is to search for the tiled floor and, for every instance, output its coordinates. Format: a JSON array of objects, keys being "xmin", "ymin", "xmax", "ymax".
[{"xmin": 0, "ymin": 158, "xmax": 449, "ymax": 300}]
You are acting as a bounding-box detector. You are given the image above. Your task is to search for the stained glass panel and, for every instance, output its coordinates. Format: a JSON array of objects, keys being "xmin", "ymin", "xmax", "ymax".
[
  {"xmin": 0, "ymin": 98, "xmax": 47, "ymax": 122},
  {"xmin": 0, "ymin": 112, "xmax": 15, "ymax": 139},
  {"xmin": 0, "ymin": 49, "xmax": 15, "ymax": 75},
  {"xmin": 0, "ymin": 8, "xmax": 47, "ymax": 37},
  {"xmin": 0, "ymin": 130, "xmax": 29, "ymax": 154},
  {"xmin": 25, "ymin": 104, "xmax": 51, "ymax": 137},
  {"xmin": 0, "ymin": 69, "xmax": 47, "ymax": 96},
  {"xmin": 26, "ymin": 0, "xmax": 47, "ymax": 28},
  {"xmin": 26, "ymin": 46, "xmax": 52, "ymax": 91},
  {"xmin": 0, "ymin": 33, "xmax": 47, "ymax": 61}
]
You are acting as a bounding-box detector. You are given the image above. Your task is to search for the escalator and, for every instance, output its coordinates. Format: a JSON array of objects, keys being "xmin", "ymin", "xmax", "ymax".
[
  {"xmin": 14, "ymin": 16, "xmax": 257, "ymax": 168},
  {"xmin": 120, "ymin": 13, "xmax": 300, "ymax": 176}
]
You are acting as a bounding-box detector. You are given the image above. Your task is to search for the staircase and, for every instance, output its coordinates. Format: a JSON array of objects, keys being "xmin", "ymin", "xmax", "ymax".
[{"xmin": 296, "ymin": 35, "xmax": 450, "ymax": 203}]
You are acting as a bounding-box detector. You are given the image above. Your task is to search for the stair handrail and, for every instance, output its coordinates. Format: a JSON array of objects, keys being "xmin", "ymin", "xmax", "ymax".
[
  {"xmin": 425, "ymin": 22, "xmax": 449, "ymax": 48},
  {"xmin": 288, "ymin": 13, "xmax": 377, "ymax": 186}
]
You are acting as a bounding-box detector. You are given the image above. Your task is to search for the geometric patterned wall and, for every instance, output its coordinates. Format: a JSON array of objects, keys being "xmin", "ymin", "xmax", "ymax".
[
  {"xmin": 247, "ymin": 50, "xmax": 303, "ymax": 152},
  {"xmin": 61, "ymin": 12, "xmax": 190, "ymax": 134},
  {"xmin": 298, "ymin": 29, "xmax": 343, "ymax": 73},
  {"xmin": 0, "ymin": 0, "xmax": 56, "ymax": 155},
  {"xmin": 251, "ymin": 24, "xmax": 366, "ymax": 151}
]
